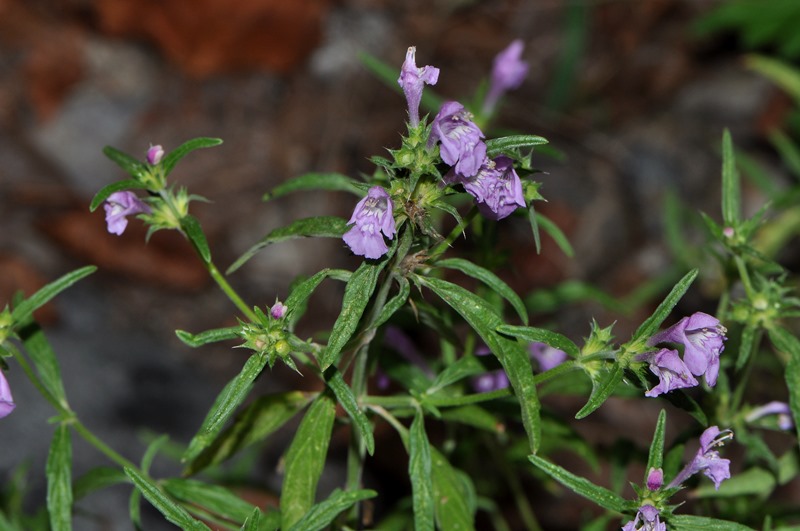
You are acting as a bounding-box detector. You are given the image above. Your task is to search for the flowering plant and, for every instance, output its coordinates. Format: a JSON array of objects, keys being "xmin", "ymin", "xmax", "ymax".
[{"xmin": 2, "ymin": 41, "xmax": 800, "ymax": 531}]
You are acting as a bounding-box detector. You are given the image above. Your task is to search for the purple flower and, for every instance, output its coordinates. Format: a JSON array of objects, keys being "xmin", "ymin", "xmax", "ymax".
[
  {"xmin": 342, "ymin": 186, "xmax": 396, "ymax": 259},
  {"xmin": 429, "ymin": 101, "xmax": 486, "ymax": 177},
  {"xmin": 639, "ymin": 348, "xmax": 699, "ymax": 398},
  {"xmin": 270, "ymin": 301, "xmax": 287, "ymax": 320},
  {"xmin": 445, "ymin": 156, "xmax": 526, "ymax": 220},
  {"xmin": 746, "ymin": 401, "xmax": 794, "ymax": 431},
  {"xmin": 649, "ymin": 312, "xmax": 726, "ymax": 387},
  {"xmin": 147, "ymin": 144, "xmax": 164, "ymax": 165},
  {"xmin": 668, "ymin": 426, "xmax": 732, "ymax": 490},
  {"xmin": 397, "ymin": 47, "xmax": 439, "ymax": 128},
  {"xmin": 104, "ymin": 191, "xmax": 151, "ymax": 236},
  {"xmin": 0, "ymin": 370, "xmax": 15, "ymax": 419},
  {"xmin": 483, "ymin": 39, "xmax": 529, "ymax": 114},
  {"xmin": 646, "ymin": 467, "xmax": 663, "ymax": 491},
  {"xmin": 472, "ymin": 370, "xmax": 510, "ymax": 392},
  {"xmin": 621, "ymin": 505, "xmax": 665, "ymax": 531},
  {"xmin": 528, "ymin": 342, "xmax": 567, "ymax": 372}
]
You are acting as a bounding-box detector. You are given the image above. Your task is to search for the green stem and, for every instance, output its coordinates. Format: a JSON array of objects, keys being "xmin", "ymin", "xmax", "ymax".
[
  {"xmin": 207, "ymin": 261, "xmax": 257, "ymax": 322},
  {"xmin": 71, "ymin": 419, "xmax": 138, "ymax": 470},
  {"xmin": 730, "ymin": 328, "xmax": 763, "ymax": 413},
  {"xmin": 734, "ymin": 255, "xmax": 755, "ymax": 299},
  {"xmin": 428, "ymin": 206, "xmax": 479, "ymax": 261},
  {"xmin": 10, "ymin": 346, "xmax": 62, "ymax": 411}
]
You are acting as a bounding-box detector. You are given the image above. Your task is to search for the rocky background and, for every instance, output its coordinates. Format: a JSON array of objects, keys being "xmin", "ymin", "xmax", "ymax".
[{"xmin": 0, "ymin": 0, "xmax": 792, "ymax": 529}]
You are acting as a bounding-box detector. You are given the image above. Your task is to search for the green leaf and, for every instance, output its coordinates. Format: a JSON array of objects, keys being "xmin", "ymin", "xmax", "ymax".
[
  {"xmin": 431, "ymin": 448, "xmax": 476, "ymax": 531},
  {"xmin": 227, "ymin": 217, "xmax": 349, "ymax": 274},
  {"xmin": 437, "ymin": 258, "xmax": 528, "ymax": 324},
  {"xmin": 429, "ymin": 354, "xmax": 485, "ymax": 391},
  {"xmin": 263, "ymin": 172, "xmax": 367, "ymax": 201},
  {"xmin": 46, "ymin": 424, "xmax": 73, "ymax": 531},
  {"xmin": 416, "ymin": 275, "xmax": 540, "ymax": 453},
  {"xmin": 123, "ymin": 467, "xmax": 210, "ymax": 530},
  {"xmin": 409, "ymin": 411, "xmax": 435, "ymax": 531},
  {"xmin": 668, "ymin": 515, "xmax": 757, "ymax": 531},
  {"xmin": 181, "ymin": 215, "xmax": 211, "ymax": 264},
  {"xmin": 575, "ymin": 362, "xmax": 623, "ymax": 419},
  {"xmin": 485, "ymin": 135, "xmax": 549, "ymax": 157},
  {"xmin": 528, "ymin": 455, "xmax": 627, "ymax": 513},
  {"xmin": 162, "ymin": 479, "xmax": 260, "ymax": 523},
  {"xmin": 535, "ymin": 212, "xmax": 574, "ymax": 257},
  {"xmin": 284, "ymin": 269, "xmax": 351, "ymax": 328},
  {"xmin": 439, "ymin": 405, "xmax": 503, "ymax": 433},
  {"xmin": 18, "ymin": 322, "xmax": 68, "ymax": 407},
  {"xmin": 736, "ymin": 324, "xmax": 759, "ymax": 371},
  {"xmin": 646, "ymin": 409, "xmax": 667, "ymax": 474},
  {"xmin": 161, "ymin": 137, "xmax": 223, "ymax": 177},
  {"xmin": 324, "ymin": 368, "xmax": 375, "ymax": 455},
  {"xmin": 73, "ymin": 467, "xmax": 128, "ymax": 501},
  {"xmin": 280, "ymin": 393, "xmax": 337, "ymax": 529},
  {"xmin": 102, "ymin": 146, "xmax": 148, "ymax": 181},
  {"xmin": 185, "ymin": 391, "xmax": 313, "ymax": 476},
  {"xmin": 288, "ymin": 489, "xmax": 377, "ymax": 531},
  {"xmin": 320, "ymin": 260, "xmax": 387, "ymax": 370},
  {"xmin": 241, "ymin": 508, "xmax": 261, "ymax": 531},
  {"xmin": 11, "ymin": 266, "xmax": 97, "ymax": 325},
  {"xmin": 628, "ymin": 269, "xmax": 698, "ymax": 346},
  {"xmin": 371, "ymin": 276, "xmax": 410, "ymax": 330},
  {"xmin": 175, "ymin": 326, "xmax": 240, "ymax": 348},
  {"xmin": 768, "ymin": 326, "xmax": 800, "ymax": 445},
  {"xmin": 182, "ymin": 353, "xmax": 269, "ymax": 463},
  {"xmin": 768, "ymin": 128, "xmax": 800, "ymax": 181},
  {"xmin": 694, "ymin": 466, "xmax": 775, "ymax": 498},
  {"xmin": 496, "ymin": 324, "xmax": 580, "ymax": 357},
  {"xmin": 721, "ymin": 128, "xmax": 741, "ymax": 226},
  {"xmin": 745, "ymin": 54, "xmax": 800, "ymax": 105},
  {"xmin": 89, "ymin": 180, "xmax": 150, "ymax": 211}
]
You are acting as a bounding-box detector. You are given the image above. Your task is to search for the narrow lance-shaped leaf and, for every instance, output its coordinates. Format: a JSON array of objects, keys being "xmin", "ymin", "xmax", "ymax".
[
  {"xmin": 90, "ymin": 180, "xmax": 150, "ymax": 211},
  {"xmin": 320, "ymin": 260, "xmax": 387, "ymax": 370},
  {"xmin": 437, "ymin": 258, "xmax": 528, "ymax": 324},
  {"xmin": 324, "ymin": 368, "xmax": 375, "ymax": 455},
  {"xmin": 102, "ymin": 145, "xmax": 148, "ymax": 181},
  {"xmin": 161, "ymin": 137, "xmax": 223, "ymax": 177},
  {"xmin": 496, "ymin": 324, "xmax": 580, "ymax": 357},
  {"xmin": 18, "ymin": 321, "xmax": 68, "ymax": 408},
  {"xmin": 228, "ymin": 217, "xmax": 349, "ymax": 274},
  {"xmin": 280, "ymin": 393, "xmax": 337, "ymax": 529},
  {"xmin": 646, "ymin": 409, "xmax": 668, "ymax": 474},
  {"xmin": 46, "ymin": 424, "xmax": 73, "ymax": 531},
  {"xmin": 535, "ymin": 211, "xmax": 574, "ymax": 258},
  {"xmin": 409, "ymin": 410, "xmax": 435, "ymax": 531},
  {"xmin": 416, "ymin": 275, "xmax": 540, "ymax": 453},
  {"xmin": 768, "ymin": 326, "xmax": 800, "ymax": 446},
  {"xmin": 162, "ymin": 479, "xmax": 261, "ymax": 523},
  {"xmin": 485, "ymin": 135, "xmax": 549, "ymax": 156},
  {"xmin": 241, "ymin": 508, "xmax": 261, "ymax": 531},
  {"xmin": 371, "ymin": 276, "xmax": 410, "ymax": 330},
  {"xmin": 11, "ymin": 266, "xmax": 97, "ymax": 325},
  {"xmin": 185, "ymin": 391, "xmax": 313, "ymax": 476},
  {"xmin": 182, "ymin": 352, "xmax": 269, "ymax": 463},
  {"xmin": 528, "ymin": 455, "xmax": 628, "ymax": 513},
  {"xmin": 181, "ymin": 214, "xmax": 211, "ymax": 264},
  {"xmin": 431, "ymin": 448, "xmax": 476, "ymax": 530},
  {"xmin": 175, "ymin": 326, "xmax": 240, "ymax": 348},
  {"xmin": 668, "ymin": 515, "xmax": 756, "ymax": 531},
  {"xmin": 284, "ymin": 269, "xmax": 351, "ymax": 329},
  {"xmin": 574, "ymin": 362, "xmax": 624, "ymax": 419},
  {"xmin": 263, "ymin": 172, "xmax": 367, "ymax": 201},
  {"xmin": 628, "ymin": 269, "xmax": 698, "ymax": 346},
  {"xmin": 721, "ymin": 128, "xmax": 741, "ymax": 226},
  {"xmin": 736, "ymin": 324, "xmax": 758, "ymax": 371},
  {"xmin": 288, "ymin": 489, "xmax": 377, "ymax": 531},
  {"xmin": 123, "ymin": 468, "xmax": 210, "ymax": 531}
]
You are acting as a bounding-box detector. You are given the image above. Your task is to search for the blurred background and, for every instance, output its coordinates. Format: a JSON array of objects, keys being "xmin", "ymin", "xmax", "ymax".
[{"xmin": 2, "ymin": 0, "xmax": 798, "ymax": 528}]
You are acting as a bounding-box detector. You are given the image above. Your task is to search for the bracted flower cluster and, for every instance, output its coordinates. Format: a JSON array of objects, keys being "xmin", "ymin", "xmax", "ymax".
[
  {"xmin": 398, "ymin": 47, "xmax": 440, "ymax": 128},
  {"xmin": 343, "ymin": 186, "xmax": 396, "ymax": 259},
  {"xmin": 621, "ymin": 505, "xmax": 665, "ymax": 531},
  {"xmin": 483, "ymin": 39, "xmax": 529, "ymax": 115},
  {"xmin": 668, "ymin": 426, "xmax": 732, "ymax": 490},
  {"xmin": 639, "ymin": 312, "xmax": 726, "ymax": 397},
  {"xmin": 104, "ymin": 191, "xmax": 151, "ymax": 236},
  {"xmin": 0, "ymin": 369, "xmax": 15, "ymax": 419}
]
